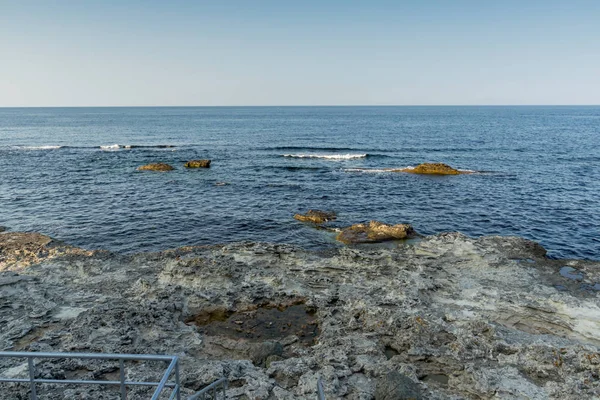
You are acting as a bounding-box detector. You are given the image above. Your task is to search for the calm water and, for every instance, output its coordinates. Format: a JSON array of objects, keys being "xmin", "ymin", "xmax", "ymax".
[{"xmin": 0, "ymin": 106, "xmax": 598, "ymax": 259}]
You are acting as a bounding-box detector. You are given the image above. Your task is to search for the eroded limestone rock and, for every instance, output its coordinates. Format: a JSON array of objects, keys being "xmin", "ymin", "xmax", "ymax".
[
  {"xmin": 184, "ymin": 159, "xmax": 211, "ymax": 168},
  {"xmin": 137, "ymin": 163, "xmax": 175, "ymax": 171},
  {"xmin": 337, "ymin": 220, "xmax": 414, "ymax": 244},
  {"xmin": 1, "ymin": 232, "xmax": 600, "ymax": 399},
  {"xmin": 294, "ymin": 210, "xmax": 337, "ymax": 224},
  {"xmin": 393, "ymin": 163, "xmax": 465, "ymax": 175}
]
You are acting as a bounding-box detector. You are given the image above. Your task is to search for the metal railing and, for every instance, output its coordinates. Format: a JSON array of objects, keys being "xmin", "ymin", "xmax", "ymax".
[
  {"xmin": 0, "ymin": 351, "xmax": 181, "ymax": 400},
  {"xmin": 188, "ymin": 377, "xmax": 227, "ymax": 400},
  {"xmin": 317, "ymin": 377, "xmax": 325, "ymax": 400}
]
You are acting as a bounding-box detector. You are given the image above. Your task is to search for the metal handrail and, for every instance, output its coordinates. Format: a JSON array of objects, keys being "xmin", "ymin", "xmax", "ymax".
[
  {"xmin": 0, "ymin": 351, "xmax": 181, "ymax": 400},
  {"xmin": 188, "ymin": 377, "xmax": 228, "ymax": 400},
  {"xmin": 317, "ymin": 378, "xmax": 325, "ymax": 400}
]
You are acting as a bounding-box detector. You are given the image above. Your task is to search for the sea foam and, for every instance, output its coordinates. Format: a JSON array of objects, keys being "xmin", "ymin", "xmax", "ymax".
[
  {"xmin": 15, "ymin": 145, "xmax": 63, "ymax": 150},
  {"xmin": 100, "ymin": 144, "xmax": 122, "ymax": 150},
  {"xmin": 283, "ymin": 153, "xmax": 367, "ymax": 159}
]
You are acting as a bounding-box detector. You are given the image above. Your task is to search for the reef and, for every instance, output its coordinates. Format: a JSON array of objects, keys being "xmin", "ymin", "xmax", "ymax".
[
  {"xmin": 336, "ymin": 221, "xmax": 415, "ymax": 244},
  {"xmin": 394, "ymin": 163, "xmax": 465, "ymax": 175},
  {"xmin": 137, "ymin": 163, "xmax": 175, "ymax": 171},
  {"xmin": 1, "ymin": 230, "xmax": 600, "ymax": 399},
  {"xmin": 184, "ymin": 160, "xmax": 211, "ymax": 168},
  {"xmin": 294, "ymin": 210, "xmax": 337, "ymax": 224}
]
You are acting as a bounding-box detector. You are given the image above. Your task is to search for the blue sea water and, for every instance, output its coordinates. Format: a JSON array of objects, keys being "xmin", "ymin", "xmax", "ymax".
[{"xmin": 0, "ymin": 106, "xmax": 598, "ymax": 259}]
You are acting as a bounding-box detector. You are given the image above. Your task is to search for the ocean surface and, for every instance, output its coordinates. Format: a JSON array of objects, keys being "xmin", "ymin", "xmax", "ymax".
[{"xmin": 0, "ymin": 106, "xmax": 598, "ymax": 259}]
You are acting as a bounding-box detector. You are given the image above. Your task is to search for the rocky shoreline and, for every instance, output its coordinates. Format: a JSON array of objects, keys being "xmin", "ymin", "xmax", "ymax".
[{"xmin": 1, "ymin": 231, "xmax": 599, "ymax": 399}]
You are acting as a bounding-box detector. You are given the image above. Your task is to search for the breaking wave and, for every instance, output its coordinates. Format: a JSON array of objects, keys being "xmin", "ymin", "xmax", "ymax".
[
  {"xmin": 282, "ymin": 153, "xmax": 368, "ymax": 160},
  {"xmin": 12, "ymin": 145, "xmax": 64, "ymax": 150}
]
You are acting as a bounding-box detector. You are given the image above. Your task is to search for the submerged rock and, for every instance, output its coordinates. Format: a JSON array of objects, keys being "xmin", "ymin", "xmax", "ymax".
[
  {"xmin": 137, "ymin": 163, "xmax": 175, "ymax": 171},
  {"xmin": 1, "ymin": 232, "xmax": 600, "ymax": 399},
  {"xmin": 337, "ymin": 220, "xmax": 414, "ymax": 244},
  {"xmin": 294, "ymin": 210, "xmax": 337, "ymax": 224},
  {"xmin": 185, "ymin": 159, "xmax": 211, "ymax": 168},
  {"xmin": 395, "ymin": 163, "xmax": 464, "ymax": 175}
]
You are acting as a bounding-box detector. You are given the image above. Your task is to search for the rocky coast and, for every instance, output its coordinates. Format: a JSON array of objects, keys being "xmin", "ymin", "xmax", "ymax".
[{"xmin": 1, "ymin": 230, "xmax": 600, "ymax": 399}]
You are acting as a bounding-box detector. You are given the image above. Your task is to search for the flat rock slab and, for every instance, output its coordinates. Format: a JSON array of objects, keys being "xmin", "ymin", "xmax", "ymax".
[{"xmin": 1, "ymin": 232, "xmax": 599, "ymax": 399}]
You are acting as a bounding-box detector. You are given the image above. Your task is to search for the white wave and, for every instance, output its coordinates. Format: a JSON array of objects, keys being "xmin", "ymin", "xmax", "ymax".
[
  {"xmin": 343, "ymin": 168, "xmax": 391, "ymax": 173},
  {"xmin": 283, "ymin": 153, "xmax": 367, "ymax": 159},
  {"xmin": 15, "ymin": 145, "xmax": 63, "ymax": 150},
  {"xmin": 100, "ymin": 144, "xmax": 121, "ymax": 150}
]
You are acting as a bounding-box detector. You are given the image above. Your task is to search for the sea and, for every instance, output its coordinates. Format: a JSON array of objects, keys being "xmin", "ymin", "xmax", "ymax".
[{"xmin": 0, "ymin": 106, "xmax": 598, "ymax": 259}]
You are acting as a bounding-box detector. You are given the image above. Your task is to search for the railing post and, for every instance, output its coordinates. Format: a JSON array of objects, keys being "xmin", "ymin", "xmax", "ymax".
[
  {"xmin": 175, "ymin": 359, "xmax": 181, "ymax": 400},
  {"xmin": 119, "ymin": 358, "xmax": 127, "ymax": 399},
  {"xmin": 27, "ymin": 357, "xmax": 37, "ymax": 400}
]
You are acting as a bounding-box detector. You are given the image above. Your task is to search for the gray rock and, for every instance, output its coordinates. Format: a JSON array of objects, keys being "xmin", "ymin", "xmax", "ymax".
[
  {"xmin": 250, "ymin": 341, "xmax": 283, "ymax": 367},
  {"xmin": 375, "ymin": 371, "xmax": 423, "ymax": 400},
  {"xmin": 1, "ymin": 231, "xmax": 600, "ymax": 399}
]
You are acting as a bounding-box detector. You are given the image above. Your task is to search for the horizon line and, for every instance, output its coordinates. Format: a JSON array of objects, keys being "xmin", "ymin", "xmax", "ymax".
[{"xmin": 1, "ymin": 104, "xmax": 599, "ymax": 109}]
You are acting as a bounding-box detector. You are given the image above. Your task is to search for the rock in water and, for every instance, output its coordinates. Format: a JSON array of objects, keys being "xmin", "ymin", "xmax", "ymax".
[
  {"xmin": 184, "ymin": 159, "xmax": 211, "ymax": 168},
  {"xmin": 375, "ymin": 371, "xmax": 423, "ymax": 400},
  {"xmin": 337, "ymin": 220, "xmax": 414, "ymax": 244},
  {"xmin": 294, "ymin": 210, "xmax": 337, "ymax": 224},
  {"xmin": 137, "ymin": 163, "xmax": 175, "ymax": 171},
  {"xmin": 396, "ymin": 163, "xmax": 463, "ymax": 175}
]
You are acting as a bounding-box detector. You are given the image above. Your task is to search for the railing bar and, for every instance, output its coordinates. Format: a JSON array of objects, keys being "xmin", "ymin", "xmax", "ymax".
[
  {"xmin": 25, "ymin": 379, "xmax": 176, "ymax": 386},
  {"xmin": 0, "ymin": 352, "xmax": 175, "ymax": 361},
  {"xmin": 168, "ymin": 385, "xmax": 179, "ymax": 400},
  {"xmin": 175, "ymin": 359, "xmax": 181, "ymax": 400},
  {"xmin": 150, "ymin": 357, "xmax": 178, "ymax": 400},
  {"xmin": 119, "ymin": 358, "xmax": 127, "ymax": 400},
  {"xmin": 0, "ymin": 378, "xmax": 30, "ymax": 383},
  {"xmin": 27, "ymin": 357, "xmax": 37, "ymax": 400},
  {"xmin": 188, "ymin": 378, "xmax": 228, "ymax": 400},
  {"xmin": 317, "ymin": 377, "xmax": 326, "ymax": 400}
]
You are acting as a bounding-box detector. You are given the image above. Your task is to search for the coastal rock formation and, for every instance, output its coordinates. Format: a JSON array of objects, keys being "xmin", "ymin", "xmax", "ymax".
[
  {"xmin": 1, "ymin": 232, "xmax": 600, "ymax": 399},
  {"xmin": 0, "ymin": 232, "xmax": 94, "ymax": 271},
  {"xmin": 184, "ymin": 159, "xmax": 211, "ymax": 168},
  {"xmin": 294, "ymin": 210, "xmax": 337, "ymax": 224},
  {"xmin": 137, "ymin": 163, "xmax": 175, "ymax": 171},
  {"xmin": 337, "ymin": 220, "xmax": 414, "ymax": 244},
  {"xmin": 394, "ymin": 163, "xmax": 463, "ymax": 175}
]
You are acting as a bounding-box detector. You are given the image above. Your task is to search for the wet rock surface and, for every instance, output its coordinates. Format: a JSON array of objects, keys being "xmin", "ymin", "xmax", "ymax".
[
  {"xmin": 187, "ymin": 302, "xmax": 319, "ymax": 346},
  {"xmin": 294, "ymin": 210, "xmax": 337, "ymax": 224},
  {"xmin": 337, "ymin": 221, "xmax": 414, "ymax": 244},
  {"xmin": 394, "ymin": 163, "xmax": 465, "ymax": 175},
  {"xmin": 1, "ymin": 232, "xmax": 600, "ymax": 399},
  {"xmin": 184, "ymin": 159, "xmax": 211, "ymax": 168},
  {"xmin": 137, "ymin": 163, "xmax": 175, "ymax": 171}
]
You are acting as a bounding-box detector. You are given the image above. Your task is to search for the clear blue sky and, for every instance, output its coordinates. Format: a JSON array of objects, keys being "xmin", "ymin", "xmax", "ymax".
[{"xmin": 1, "ymin": 0, "xmax": 599, "ymax": 106}]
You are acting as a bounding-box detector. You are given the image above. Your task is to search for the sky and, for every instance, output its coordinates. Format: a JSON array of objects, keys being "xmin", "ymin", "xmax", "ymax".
[{"xmin": 1, "ymin": 0, "xmax": 599, "ymax": 106}]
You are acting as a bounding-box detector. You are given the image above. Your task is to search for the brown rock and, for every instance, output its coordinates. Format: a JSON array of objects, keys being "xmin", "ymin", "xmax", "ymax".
[
  {"xmin": 184, "ymin": 159, "xmax": 211, "ymax": 168},
  {"xmin": 0, "ymin": 232, "xmax": 85, "ymax": 271},
  {"xmin": 394, "ymin": 163, "xmax": 464, "ymax": 175},
  {"xmin": 294, "ymin": 210, "xmax": 337, "ymax": 224},
  {"xmin": 337, "ymin": 221, "xmax": 414, "ymax": 244},
  {"xmin": 137, "ymin": 163, "xmax": 175, "ymax": 171}
]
